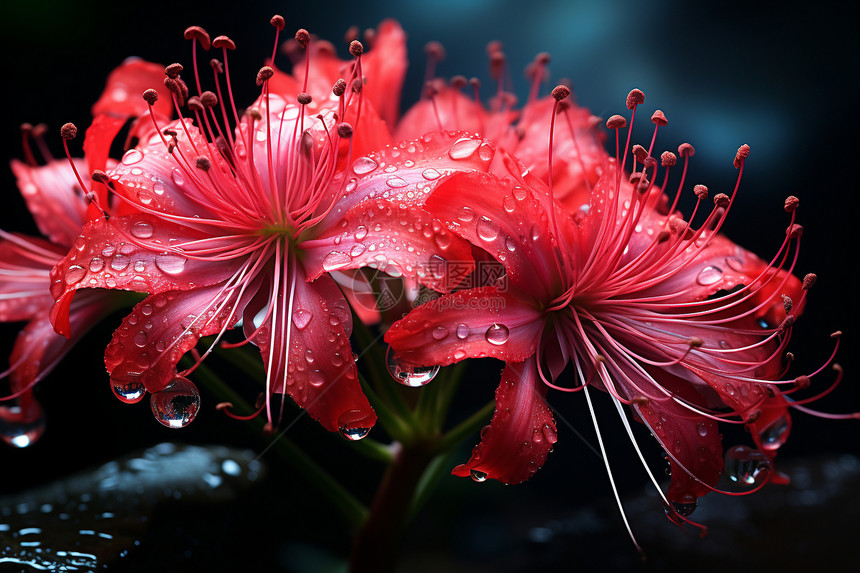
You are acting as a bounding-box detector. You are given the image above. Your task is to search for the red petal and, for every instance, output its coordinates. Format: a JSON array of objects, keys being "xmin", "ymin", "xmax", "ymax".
[
  {"xmin": 83, "ymin": 114, "xmax": 127, "ymax": 206},
  {"xmin": 91, "ymin": 57, "xmax": 173, "ymax": 120},
  {"xmin": 384, "ymin": 286, "xmax": 543, "ymax": 367},
  {"xmin": 361, "ymin": 19, "xmax": 407, "ymax": 126},
  {"xmin": 10, "ymin": 159, "xmax": 88, "ymax": 246},
  {"xmin": 105, "ymin": 285, "xmax": 240, "ymax": 393},
  {"xmin": 301, "ymin": 198, "xmax": 474, "ymax": 292},
  {"xmin": 395, "ymin": 87, "xmax": 488, "ymax": 141},
  {"xmin": 0, "ymin": 234, "xmax": 62, "ymax": 322},
  {"xmin": 452, "ymin": 357, "xmax": 556, "ymax": 484}
]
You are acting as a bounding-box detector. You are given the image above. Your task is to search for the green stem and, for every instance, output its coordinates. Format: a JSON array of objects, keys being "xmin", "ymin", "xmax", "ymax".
[{"xmin": 438, "ymin": 399, "xmax": 496, "ymax": 452}]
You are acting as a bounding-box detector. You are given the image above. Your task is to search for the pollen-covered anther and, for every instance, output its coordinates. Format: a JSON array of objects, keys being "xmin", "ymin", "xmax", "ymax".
[
  {"xmin": 212, "ymin": 35, "xmax": 236, "ymax": 50},
  {"xmin": 636, "ymin": 178, "xmax": 651, "ymax": 193},
  {"xmin": 786, "ymin": 223, "xmax": 804, "ymax": 239},
  {"xmin": 449, "ymin": 75, "xmax": 467, "ymax": 90},
  {"xmin": 631, "ymin": 395, "xmax": 650, "ymax": 405},
  {"xmin": 165, "ymin": 63, "xmax": 183, "ymax": 79},
  {"xmin": 184, "ymin": 25, "xmax": 211, "ymax": 50},
  {"xmin": 777, "ymin": 315, "xmax": 795, "ymax": 335},
  {"xmin": 270, "ymin": 15, "xmax": 285, "ymax": 30},
  {"xmin": 247, "ymin": 108, "xmax": 263, "ymax": 121},
  {"xmin": 256, "ymin": 66, "xmax": 274, "ymax": 87},
  {"xmin": 784, "ymin": 195, "xmax": 800, "ymax": 212},
  {"xmin": 689, "ymin": 337, "xmax": 704, "ymax": 348},
  {"xmin": 734, "ymin": 143, "xmax": 751, "ymax": 168},
  {"xmin": 209, "ymin": 58, "xmax": 224, "ymax": 74},
  {"xmin": 424, "ymin": 40, "xmax": 446, "ymax": 61},
  {"xmin": 794, "ymin": 375, "xmax": 810, "ymax": 389},
  {"xmin": 195, "ymin": 156, "xmax": 211, "ymax": 171},
  {"xmin": 297, "ymin": 92, "xmax": 313, "ymax": 105},
  {"xmin": 295, "ymin": 28, "xmax": 310, "ymax": 49},
  {"xmin": 349, "ymin": 40, "xmax": 364, "ymax": 57},
  {"xmin": 60, "ymin": 122, "xmax": 77, "ymax": 140},
  {"xmin": 785, "ymin": 351, "xmax": 795, "ymax": 361},
  {"xmin": 661, "ymin": 151, "xmax": 677, "ymax": 167},
  {"xmin": 643, "ymin": 156, "xmax": 657, "ymax": 170},
  {"xmin": 746, "ymin": 409, "xmax": 762, "ymax": 423},
  {"xmin": 336, "ymin": 122, "xmax": 353, "ymax": 139},
  {"xmin": 606, "ymin": 115, "xmax": 626, "ymax": 129},
  {"xmin": 332, "ymin": 79, "xmax": 347, "ymax": 97},
  {"xmin": 551, "ymin": 85, "xmax": 571, "ymax": 102},
  {"xmin": 693, "ymin": 184, "xmax": 709, "ymax": 200},
  {"xmin": 187, "ymin": 96, "xmax": 203, "ymax": 112},
  {"xmin": 782, "ymin": 294, "xmax": 793, "ymax": 313},
  {"xmin": 351, "ymin": 78, "xmax": 363, "ymax": 94},
  {"xmin": 830, "ymin": 330, "xmax": 842, "ymax": 339},
  {"xmin": 713, "ymin": 193, "xmax": 730, "ymax": 208},
  {"xmin": 91, "ymin": 170, "xmax": 110, "ymax": 184},
  {"xmin": 200, "ymin": 91, "xmax": 218, "ymax": 107},
  {"xmin": 632, "ymin": 144, "xmax": 647, "ymax": 162},
  {"xmin": 651, "ymin": 109, "xmax": 668, "ymax": 126},
  {"xmin": 142, "ymin": 88, "xmax": 159, "ymax": 105},
  {"xmin": 629, "ymin": 172, "xmax": 643, "ymax": 185},
  {"xmin": 678, "ymin": 142, "xmax": 695, "ymax": 158},
  {"xmin": 802, "ymin": 273, "xmax": 817, "ymax": 290},
  {"xmin": 626, "ymin": 88, "xmax": 645, "ymax": 110}
]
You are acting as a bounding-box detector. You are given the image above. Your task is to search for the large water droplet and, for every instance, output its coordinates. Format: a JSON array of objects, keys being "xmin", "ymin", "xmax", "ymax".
[
  {"xmin": 121, "ymin": 149, "xmax": 144, "ymax": 165},
  {"xmin": 0, "ymin": 405, "xmax": 46, "ymax": 448},
  {"xmin": 431, "ymin": 326, "xmax": 449, "ymax": 340},
  {"xmin": 696, "ymin": 265, "xmax": 723, "ymax": 286},
  {"xmin": 759, "ymin": 415, "xmax": 790, "ymax": 450},
  {"xmin": 308, "ymin": 370, "xmax": 324, "ymax": 387},
  {"xmin": 724, "ymin": 256, "xmax": 745, "ymax": 272},
  {"xmin": 476, "ymin": 217, "xmax": 500, "ymax": 242},
  {"xmin": 457, "ymin": 206, "xmax": 475, "ymax": 223},
  {"xmin": 456, "ymin": 324, "xmax": 470, "ymax": 340},
  {"xmin": 470, "ymin": 469, "xmax": 488, "ymax": 483},
  {"xmin": 670, "ymin": 499, "xmax": 698, "ymax": 517},
  {"xmin": 171, "ymin": 168, "xmax": 186, "ymax": 186},
  {"xmin": 725, "ymin": 445, "xmax": 770, "ymax": 486},
  {"xmin": 130, "ymin": 220, "xmax": 154, "ymax": 239},
  {"xmin": 150, "ymin": 377, "xmax": 200, "ymax": 429},
  {"xmin": 485, "ymin": 323, "xmax": 510, "ymax": 345},
  {"xmin": 352, "ymin": 156, "xmax": 379, "ymax": 175},
  {"xmin": 386, "ymin": 175, "xmax": 408, "ymax": 188},
  {"xmin": 64, "ymin": 265, "xmax": 86, "ymax": 285},
  {"xmin": 322, "ymin": 251, "xmax": 352, "ymax": 271},
  {"xmin": 111, "ymin": 380, "xmax": 146, "ymax": 404},
  {"xmin": 292, "ymin": 309, "xmax": 313, "ymax": 330},
  {"xmin": 385, "ymin": 346, "xmax": 440, "ymax": 387},
  {"xmin": 89, "ymin": 257, "xmax": 105, "ymax": 273},
  {"xmin": 337, "ymin": 409, "xmax": 373, "ymax": 441},
  {"xmin": 155, "ymin": 252, "xmax": 187, "ymax": 275},
  {"xmin": 448, "ymin": 137, "xmax": 481, "ymax": 160},
  {"xmin": 422, "ymin": 168, "xmax": 441, "ymax": 180},
  {"xmin": 339, "ymin": 426, "xmax": 371, "ymax": 441},
  {"xmin": 111, "ymin": 254, "xmax": 130, "ymax": 271}
]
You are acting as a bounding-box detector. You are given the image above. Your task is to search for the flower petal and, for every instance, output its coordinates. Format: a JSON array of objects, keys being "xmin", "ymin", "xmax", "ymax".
[
  {"xmin": 361, "ymin": 19, "xmax": 408, "ymax": 126},
  {"xmin": 0, "ymin": 234, "xmax": 62, "ymax": 321},
  {"xmin": 395, "ymin": 87, "xmax": 488, "ymax": 141},
  {"xmin": 452, "ymin": 356, "xmax": 557, "ymax": 484},
  {"xmin": 10, "ymin": 159, "xmax": 88, "ymax": 246},
  {"xmin": 384, "ymin": 286, "xmax": 543, "ymax": 367},
  {"xmin": 91, "ymin": 57, "xmax": 173, "ymax": 120}
]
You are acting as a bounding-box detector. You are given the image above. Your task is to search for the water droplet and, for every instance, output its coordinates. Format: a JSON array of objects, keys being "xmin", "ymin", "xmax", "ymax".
[
  {"xmin": 503, "ymin": 196, "xmax": 516, "ymax": 213},
  {"xmin": 308, "ymin": 370, "xmax": 324, "ymax": 387},
  {"xmin": 130, "ymin": 220, "xmax": 154, "ymax": 239},
  {"xmin": 150, "ymin": 377, "xmax": 200, "ymax": 429},
  {"xmin": 696, "ymin": 265, "xmax": 723, "ymax": 286},
  {"xmin": 453, "ymin": 349, "xmax": 467, "ymax": 360},
  {"xmin": 457, "ymin": 206, "xmax": 475, "ymax": 223},
  {"xmin": 725, "ymin": 445, "xmax": 770, "ymax": 486},
  {"xmin": 133, "ymin": 331, "xmax": 148, "ymax": 347},
  {"xmin": 478, "ymin": 143, "xmax": 494, "ymax": 161},
  {"xmin": 434, "ymin": 233, "xmax": 451, "ymax": 250},
  {"xmin": 470, "ymin": 469, "xmax": 488, "ymax": 482},
  {"xmin": 456, "ymin": 324, "xmax": 470, "ymax": 339},
  {"xmin": 339, "ymin": 426, "xmax": 371, "ymax": 441},
  {"xmin": 670, "ymin": 500, "xmax": 698, "ymax": 517},
  {"xmin": 350, "ymin": 244, "xmax": 366, "ymax": 257},
  {"xmin": 422, "ymin": 168, "xmax": 441, "ymax": 180},
  {"xmin": 485, "ymin": 324, "xmax": 510, "ymax": 345},
  {"xmin": 101, "ymin": 245, "xmax": 116, "ymax": 257},
  {"xmin": 292, "ymin": 309, "xmax": 313, "ymax": 330},
  {"xmin": 724, "ymin": 256, "xmax": 745, "ymax": 272},
  {"xmin": 64, "ymin": 265, "xmax": 86, "ymax": 285},
  {"xmin": 171, "ymin": 168, "xmax": 186, "ymax": 186},
  {"xmin": 386, "ymin": 175, "xmax": 408, "ymax": 188},
  {"xmin": 0, "ymin": 405, "xmax": 46, "ymax": 448},
  {"xmin": 111, "ymin": 380, "xmax": 146, "ymax": 404},
  {"xmin": 476, "ymin": 217, "xmax": 500, "ymax": 242},
  {"xmin": 513, "ymin": 186, "xmax": 527, "ymax": 201},
  {"xmin": 121, "ymin": 149, "xmax": 143, "ymax": 165},
  {"xmin": 111, "ymin": 254, "xmax": 130, "ymax": 271},
  {"xmin": 696, "ymin": 422, "xmax": 709, "ymax": 437},
  {"xmin": 155, "ymin": 252, "xmax": 187, "ymax": 275},
  {"xmin": 448, "ymin": 137, "xmax": 481, "ymax": 160},
  {"xmin": 385, "ymin": 346, "xmax": 440, "ymax": 387},
  {"xmin": 322, "ymin": 251, "xmax": 352, "ymax": 271},
  {"xmin": 89, "ymin": 257, "xmax": 105, "ymax": 273},
  {"xmin": 530, "ymin": 224, "xmax": 542, "ymax": 241},
  {"xmin": 542, "ymin": 423, "xmax": 558, "ymax": 444},
  {"xmin": 759, "ymin": 415, "xmax": 790, "ymax": 450},
  {"xmin": 352, "ymin": 156, "xmax": 379, "ymax": 175},
  {"xmin": 505, "ymin": 237, "xmax": 517, "ymax": 252},
  {"xmin": 432, "ymin": 326, "xmax": 449, "ymax": 340}
]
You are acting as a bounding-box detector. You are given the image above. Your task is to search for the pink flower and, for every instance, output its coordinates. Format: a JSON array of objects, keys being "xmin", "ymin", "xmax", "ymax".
[
  {"xmin": 386, "ymin": 88, "xmax": 839, "ymax": 521},
  {"xmin": 1, "ymin": 59, "xmax": 170, "ymax": 447},
  {"xmin": 48, "ymin": 19, "xmax": 494, "ymax": 434}
]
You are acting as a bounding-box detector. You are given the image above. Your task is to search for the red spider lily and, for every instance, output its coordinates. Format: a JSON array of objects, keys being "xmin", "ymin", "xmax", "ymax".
[
  {"xmin": 47, "ymin": 19, "xmax": 495, "ymax": 435},
  {"xmin": 386, "ymin": 88, "xmax": 843, "ymax": 536},
  {"xmin": 0, "ymin": 59, "xmax": 170, "ymax": 447}
]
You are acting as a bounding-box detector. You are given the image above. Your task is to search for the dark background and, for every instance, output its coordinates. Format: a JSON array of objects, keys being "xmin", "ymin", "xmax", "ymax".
[{"xmin": 1, "ymin": 1, "xmax": 857, "ymax": 571}]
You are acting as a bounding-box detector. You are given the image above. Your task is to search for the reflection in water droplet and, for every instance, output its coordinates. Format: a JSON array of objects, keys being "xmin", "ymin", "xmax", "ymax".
[
  {"xmin": 292, "ymin": 309, "xmax": 313, "ymax": 330},
  {"xmin": 154, "ymin": 252, "xmax": 187, "ymax": 275},
  {"xmin": 670, "ymin": 500, "xmax": 698, "ymax": 517},
  {"xmin": 339, "ymin": 426, "xmax": 371, "ymax": 441},
  {"xmin": 89, "ymin": 258, "xmax": 105, "ymax": 273},
  {"xmin": 385, "ymin": 346, "xmax": 440, "ymax": 387},
  {"xmin": 476, "ymin": 217, "xmax": 500, "ymax": 242},
  {"xmin": 352, "ymin": 156, "xmax": 379, "ymax": 175},
  {"xmin": 759, "ymin": 415, "xmax": 791, "ymax": 450},
  {"xmin": 322, "ymin": 251, "xmax": 352, "ymax": 271},
  {"xmin": 354, "ymin": 226, "xmax": 368, "ymax": 240},
  {"xmin": 386, "ymin": 176, "xmax": 408, "ymax": 188},
  {"xmin": 150, "ymin": 377, "xmax": 200, "ymax": 429},
  {"xmin": 470, "ymin": 469, "xmax": 488, "ymax": 482},
  {"xmin": 485, "ymin": 323, "xmax": 510, "ymax": 345},
  {"xmin": 171, "ymin": 168, "xmax": 186, "ymax": 186},
  {"xmin": 0, "ymin": 404, "xmax": 46, "ymax": 448},
  {"xmin": 456, "ymin": 324, "xmax": 470, "ymax": 339},
  {"xmin": 121, "ymin": 149, "xmax": 143, "ymax": 165},
  {"xmin": 448, "ymin": 137, "xmax": 481, "ymax": 160},
  {"xmin": 112, "ymin": 380, "xmax": 146, "ymax": 404},
  {"xmin": 696, "ymin": 265, "xmax": 723, "ymax": 286},
  {"xmin": 725, "ymin": 445, "xmax": 770, "ymax": 486},
  {"xmin": 337, "ymin": 409, "xmax": 373, "ymax": 441},
  {"xmin": 431, "ymin": 326, "xmax": 449, "ymax": 340}
]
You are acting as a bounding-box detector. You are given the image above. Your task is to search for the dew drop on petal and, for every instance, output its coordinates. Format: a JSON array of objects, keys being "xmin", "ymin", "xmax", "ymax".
[
  {"xmin": 485, "ymin": 323, "xmax": 510, "ymax": 345},
  {"xmin": 322, "ymin": 251, "xmax": 352, "ymax": 271},
  {"xmin": 150, "ymin": 377, "xmax": 200, "ymax": 429},
  {"xmin": 89, "ymin": 257, "xmax": 105, "ymax": 273},
  {"xmin": 759, "ymin": 415, "xmax": 791, "ymax": 450},
  {"xmin": 530, "ymin": 224, "xmax": 542, "ymax": 241},
  {"xmin": 64, "ymin": 265, "xmax": 86, "ymax": 285},
  {"xmin": 724, "ymin": 256, "xmax": 745, "ymax": 272},
  {"xmin": 130, "ymin": 220, "xmax": 154, "ymax": 239},
  {"xmin": 670, "ymin": 499, "xmax": 698, "ymax": 517},
  {"xmin": 352, "ymin": 156, "xmax": 379, "ymax": 175},
  {"xmin": 422, "ymin": 168, "xmax": 441, "ymax": 180},
  {"xmin": 350, "ymin": 244, "xmax": 366, "ymax": 257},
  {"xmin": 337, "ymin": 409, "xmax": 373, "ymax": 441},
  {"xmin": 155, "ymin": 252, "xmax": 187, "ymax": 275},
  {"xmin": 457, "ymin": 206, "xmax": 475, "ymax": 223},
  {"xmin": 0, "ymin": 405, "xmax": 46, "ymax": 448},
  {"xmin": 503, "ymin": 196, "xmax": 516, "ymax": 213},
  {"xmin": 133, "ymin": 331, "xmax": 148, "ymax": 348},
  {"xmin": 696, "ymin": 265, "xmax": 723, "ymax": 286},
  {"xmin": 385, "ymin": 346, "xmax": 440, "ymax": 387},
  {"xmin": 448, "ymin": 137, "xmax": 481, "ymax": 160},
  {"xmin": 453, "ymin": 349, "xmax": 467, "ymax": 360},
  {"xmin": 111, "ymin": 380, "xmax": 146, "ymax": 404},
  {"xmin": 386, "ymin": 176, "xmax": 408, "ymax": 188},
  {"xmin": 308, "ymin": 370, "xmax": 324, "ymax": 387},
  {"xmin": 505, "ymin": 237, "xmax": 517, "ymax": 252},
  {"xmin": 171, "ymin": 168, "xmax": 186, "ymax": 187},
  {"xmin": 292, "ymin": 309, "xmax": 313, "ymax": 330},
  {"xmin": 470, "ymin": 469, "xmax": 488, "ymax": 483},
  {"xmin": 725, "ymin": 445, "xmax": 770, "ymax": 486},
  {"xmin": 513, "ymin": 186, "xmax": 527, "ymax": 201},
  {"xmin": 476, "ymin": 217, "xmax": 500, "ymax": 242},
  {"xmin": 696, "ymin": 422, "xmax": 709, "ymax": 437},
  {"xmin": 339, "ymin": 426, "xmax": 371, "ymax": 441},
  {"xmin": 111, "ymin": 255, "xmax": 129, "ymax": 271},
  {"xmin": 354, "ymin": 226, "xmax": 368, "ymax": 240},
  {"xmin": 456, "ymin": 324, "xmax": 470, "ymax": 340},
  {"xmin": 121, "ymin": 149, "xmax": 144, "ymax": 165},
  {"xmin": 432, "ymin": 326, "xmax": 449, "ymax": 340}
]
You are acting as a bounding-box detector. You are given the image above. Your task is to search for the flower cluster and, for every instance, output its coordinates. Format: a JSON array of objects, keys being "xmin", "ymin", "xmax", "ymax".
[{"xmin": 1, "ymin": 15, "xmax": 847, "ymax": 536}]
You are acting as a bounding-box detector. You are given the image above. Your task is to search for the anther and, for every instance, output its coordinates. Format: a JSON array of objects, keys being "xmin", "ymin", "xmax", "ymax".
[
  {"xmin": 349, "ymin": 40, "xmax": 364, "ymax": 58},
  {"xmin": 187, "ymin": 96, "xmax": 204, "ymax": 112},
  {"xmin": 784, "ymin": 195, "xmax": 799, "ymax": 212},
  {"xmin": 424, "ymin": 82, "xmax": 438, "ymax": 98},
  {"xmin": 489, "ymin": 51, "xmax": 506, "ymax": 80},
  {"xmin": 184, "ymin": 26, "xmax": 211, "ymax": 50},
  {"xmin": 733, "ymin": 144, "xmax": 750, "ymax": 168},
  {"xmin": 351, "ymin": 78, "xmax": 363, "ymax": 94},
  {"xmin": 632, "ymin": 395, "xmax": 650, "ymax": 405},
  {"xmin": 247, "ymin": 108, "xmax": 262, "ymax": 121},
  {"xmin": 785, "ymin": 352, "xmax": 795, "ymax": 361},
  {"xmin": 650, "ymin": 109, "xmax": 668, "ymax": 126},
  {"xmin": 786, "ymin": 224, "xmax": 804, "ymax": 239},
  {"xmin": 661, "ymin": 151, "xmax": 677, "ymax": 167},
  {"xmin": 195, "ymin": 156, "xmax": 211, "ymax": 171},
  {"xmin": 142, "ymin": 89, "xmax": 159, "ymax": 105},
  {"xmin": 256, "ymin": 66, "xmax": 274, "ymax": 87},
  {"xmin": 337, "ymin": 122, "xmax": 353, "ymax": 138},
  {"xmin": 782, "ymin": 294, "xmax": 793, "ymax": 313},
  {"xmin": 209, "ymin": 59, "xmax": 224, "ymax": 74},
  {"xmin": 163, "ymin": 128, "xmax": 177, "ymax": 137},
  {"xmin": 424, "ymin": 41, "xmax": 446, "ymax": 61},
  {"xmin": 91, "ymin": 170, "xmax": 110, "ymax": 184},
  {"xmin": 469, "ymin": 77, "xmax": 481, "ymax": 89},
  {"xmin": 626, "ymin": 88, "xmax": 645, "ymax": 110},
  {"xmin": 689, "ymin": 337, "xmax": 704, "ymax": 348},
  {"xmin": 295, "ymin": 28, "xmax": 311, "ymax": 49},
  {"xmin": 802, "ymin": 273, "xmax": 817, "ymax": 290},
  {"xmin": 201, "ymin": 91, "xmax": 218, "ymax": 107},
  {"xmin": 270, "ymin": 15, "xmax": 285, "ymax": 31},
  {"xmin": 777, "ymin": 315, "xmax": 795, "ymax": 335},
  {"xmin": 693, "ymin": 184, "xmax": 709, "ymax": 200},
  {"xmin": 551, "ymin": 85, "xmax": 571, "ymax": 102},
  {"xmin": 746, "ymin": 410, "xmax": 762, "ymax": 423},
  {"xmin": 297, "ymin": 92, "xmax": 312, "ymax": 105},
  {"xmin": 632, "ymin": 144, "xmax": 647, "ymax": 162},
  {"xmin": 263, "ymin": 422, "xmax": 275, "ymax": 435},
  {"xmin": 713, "ymin": 193, "xmax": 729, "ymax": 208},
  {"xmin": 830, "ymin": 330, "xmax": 842, "ymax": 339},
  {"xmin": 60, "ymin": 123, "xmax": 77, "ymax": 140},
  {"xmin": 606, "ymin": 115, "xmax": 627, "ymax": 129},
  {"xmin": 450, "ymin": 75, "xmax": 467, "ymax": 90},
  {"xmin": 677, "ymin": 143, "xmax": 695, "ymax": 158},
  {"xmin": 212, "ymin": 35, "xmax": 236, "ymax": 50},
  {"xmin": 216, "ymin": 402, "xmax": 232, "ymax": 411},
  {"xmin": 794, "ymin": 375, "xmax": 810, "ymax": 389},
  {"xmin": 165, "ymin": 63, "xmax": 184, "ymax": 79}
]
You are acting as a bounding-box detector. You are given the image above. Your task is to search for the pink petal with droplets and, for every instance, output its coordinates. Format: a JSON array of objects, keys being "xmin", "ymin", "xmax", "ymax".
[{"xmin": 10, "ymin": 160, "xmax": 89, "ymax": 246}]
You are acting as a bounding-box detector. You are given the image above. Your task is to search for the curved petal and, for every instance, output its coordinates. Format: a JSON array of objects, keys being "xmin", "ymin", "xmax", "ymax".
[
  {"xmin": 0, "ymin": 234, "xmax": 61, "ymax": 322},
  {"xmin": 452, "ymin": 356, "xmax": 557, "ymax": 484},
  {"xmin": 300, "ymin": 197, "xmax": 474, "ymax": 292},
  {"xmin": 105, "ymin": 284, "xmax": 240, "ymax": 393},
  {"xmin": 361, "ymin": 19, "xmax": 408, "ymax": 126},
  {"xmin": 91, "ymin": 57, "xmax": 173, "ymax": 120},
  {"xmin": 395, "ymin": 87, "xmax": 488, "ymax": 141},
  {"xmin": 384, "ymin": 286, "xmax": 543, "ymax": 367}
]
